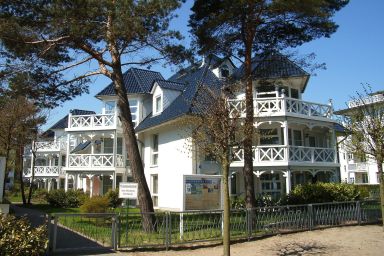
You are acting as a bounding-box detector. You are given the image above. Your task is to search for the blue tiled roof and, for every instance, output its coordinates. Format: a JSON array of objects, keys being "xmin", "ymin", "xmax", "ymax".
[
  {"xmin": 135, "ymin": 65, "xmax": 222, "ymax": 132},
  {"xmin": 234, "ymin": 52, "xmax": 309, "ymax": 80},
  {"xmin": 334, "ymin": 123, "xmax": 346, "ymax": 133},
  {"xmin": 48, "ymin": 109, "xmax": 96, "ymax": 130},
  {"xmin": 154, "ymin": 80, "xmax": 185, "ymax": 91},
  {"xmin": 96, "ymin": 68, "xmax": 164, "ymax": 96}
]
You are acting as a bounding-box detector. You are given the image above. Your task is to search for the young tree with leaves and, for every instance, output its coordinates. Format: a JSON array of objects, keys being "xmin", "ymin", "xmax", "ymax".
[
  {"xmin": 0, "ymin": 0, "xmax": 190, "ymax": 228},
  {"xmin": 0, "ymin": 96, "xmax": 46, "ymax": 204},
  {"xmin": 340, "ymin": 88, "xmax": 384, "ymax": 226},
  {"xmin": 190, "ymin": 0, "xmax": 348, "ymax": 208}
]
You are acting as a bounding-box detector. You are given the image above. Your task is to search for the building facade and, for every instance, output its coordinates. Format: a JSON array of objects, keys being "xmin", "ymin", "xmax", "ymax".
[
  {"xmin": 336, "ymin": 91, "xmax": 384, "ymax": 185},
  {"xmin": 24, "ymin": 53, "xmax": 340, "ymax": 210}
]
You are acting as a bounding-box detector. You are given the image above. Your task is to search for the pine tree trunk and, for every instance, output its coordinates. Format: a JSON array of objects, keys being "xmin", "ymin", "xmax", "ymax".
[
  {"xmin": 243, "ymin": 43, "xmax": 256, "ymax": 209},
  {"xmin": 113, "ymin": 69, "xmax": 156, "ymax": 232},
  {"xmin": 377, "ymin": 161, "xmax": 384, "ymax": 229},
  {"xmin": 222, "ymin": 161, "xmax": 231, "ymax": 256}
]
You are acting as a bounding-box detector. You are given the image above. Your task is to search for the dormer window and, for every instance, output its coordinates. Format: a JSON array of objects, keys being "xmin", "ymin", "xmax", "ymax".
[
  {"xmin": 220, "ymin": 65, "xmax": 230, "ymax": 78},
  {"xmin": 154, "ymin": 95, "xmax": 162, "ymax": 114}
]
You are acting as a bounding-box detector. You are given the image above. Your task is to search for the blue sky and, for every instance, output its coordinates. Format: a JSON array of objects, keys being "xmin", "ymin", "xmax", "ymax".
[{"xmin": 43, "ymin": 0, "xmax": 384, "ymax": 130}]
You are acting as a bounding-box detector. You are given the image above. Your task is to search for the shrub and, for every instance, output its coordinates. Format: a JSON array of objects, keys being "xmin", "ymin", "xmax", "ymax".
[
  {"xmin": 105, "ymin": 189, "xmax": 123, "ymax": 208},
  {"xmin": 354, "ymin": 184, "xmax": 380, "ymax": 199},
  {"xmin": 80, "ymin": 196, "xmax": 110, "ymax": 213},
  {"xmin": 46, "ymin": 189, "xmax": 67, "ymax": 207},
  {"xmin": 66, "ymin": 190, "xmax": 88, "ymax": 208},
  {"xmin": 0, "ymin": 215, "xmax": 48, "ymax": 256},
  {"xmin": 46, "ymin": 189, "xmax": 88, "ymax": 208},
  {"xmin": 32, "ymin": 188, "xmax": 48, "ymax": 203},
  {"xmin": 231, "ymin": 196, "xmax": 245, "ymax": 209},
  {"xmin": 284, "ymin": 182, "xmax": 360, "ymax": 205}
]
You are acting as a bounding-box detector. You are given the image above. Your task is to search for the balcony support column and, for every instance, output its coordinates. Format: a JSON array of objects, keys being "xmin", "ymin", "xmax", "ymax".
[
  {"xmin": 66, "ymin": 134, "xmax": 70, "ymax": 168},
  {"xmin": 47, "ymin": 178, "xmax": 51, "ymax": 192},
  {"xmin": 113, "ymin": 130, "xmax": 117, "ymax": 167},
  {"xmin": 64, "ymin": 173, "xmax": 68, "ymax": 192},
  {"xmin": 87, "ymin": 175, "xmax": 94, "ymax": 198},
  {"xmin": 283, "ymin": 169, "xmax": 291, "ymax": 194},
  {"xmin": 112, "ymin": 172, "xmax": 116, "ymax": 190},
  {"xmin": 283, "ymin": 121, "xmax": 289, "ymax": 146}
]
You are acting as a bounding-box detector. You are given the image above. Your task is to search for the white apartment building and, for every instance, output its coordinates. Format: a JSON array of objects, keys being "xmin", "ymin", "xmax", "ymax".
[
  {"xmin": 336, "ymin": 91, "xmax": 384, "ymax": 185},
  {"xmin": 24, "ymin": 53, "xmax": 340, "ymax": 210}
]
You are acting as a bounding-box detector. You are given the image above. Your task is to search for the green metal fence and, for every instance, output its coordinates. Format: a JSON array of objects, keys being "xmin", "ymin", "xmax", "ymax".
[{"xmin": 47, "ymin": 200, "xmax": 381, "ymax": 253}]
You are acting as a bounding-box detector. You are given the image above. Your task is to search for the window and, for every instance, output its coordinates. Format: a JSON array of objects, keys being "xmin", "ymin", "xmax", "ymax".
[
  {"xmin": 260, "ymin": 129, "xmax": 280, "ymax": 145},
  {"xmin": 293, "ymin": 130, "xmax": 303, "ymax": 146},
  {"xmin": 154, "ymin": 96, "xmax": 162, "ymax": 114},
  {"xmin": 260, "ymin": 173, "xmax": 281, "ymax": 201},
  {"xmin": 151, "ymin": 134, "xmax": 159, "ymax": 166},
  {"xmin": 151, "ymin": 175, "xmax": 158, "ymax": 207},
  {"xmin": 105, "ymin": 101, "xmax": 116, "ymax": 114},
  {"xmin": 103, "ymin": 138, "xmax": 113, "ymax": 153},
  {"xmin": 230, "ymin": 173, "xmax": 237, "ymax": 195},
  {"xmin": 291, "ymin": 88, "xmax": 299, "ymax": 99},
  {"xmin": 129, "ymin": 99, "xmax": 138, "ymax": 126},
  {"xmin": 117, "ymin": 138, "xmax": 123, "ymax": 155}
]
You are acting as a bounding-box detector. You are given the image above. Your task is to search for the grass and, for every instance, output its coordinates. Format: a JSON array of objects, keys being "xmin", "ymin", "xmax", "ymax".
[{"xmin": 12, "ymin": 201, "xmax": 382, "ymax": 248}]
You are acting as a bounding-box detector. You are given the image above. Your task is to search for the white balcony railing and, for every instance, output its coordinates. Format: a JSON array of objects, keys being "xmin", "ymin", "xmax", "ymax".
[
  {"xmin": 68, "ymin": 113, "xmax": 117, "ymax": 130},
  {"xmin": 232, "ymin": 146, "xmax": 336, "ymax": 164},
  {"xmin": 348, "ymin": 163, "xmax": 368, "ymax": 171},
  {"xmin": 289, "ymin": 146, "xmax": 335, "ymax": 163},
  {"xmin": 34, "ymin": 141, "xmax": 65, "ymax": 152},
  {"xmin": 23, "ymin": 166, "xmax": 64, "ymax": 177},
  {"xmin": 228, "ymin": 97, "xmax": 333, "ymax": 119},
  {"xmin": 348, "ymin": 94, "xmax": 384, "ymax": 108},
  {"xmin": 68, "ymin": 154, "xmax": 124, "ymax": 168}
]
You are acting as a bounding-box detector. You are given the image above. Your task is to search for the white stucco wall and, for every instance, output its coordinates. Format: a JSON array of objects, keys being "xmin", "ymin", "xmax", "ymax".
[{"xmin": 141, "ymin": 123, "xmax": 194, "ymax": 210}]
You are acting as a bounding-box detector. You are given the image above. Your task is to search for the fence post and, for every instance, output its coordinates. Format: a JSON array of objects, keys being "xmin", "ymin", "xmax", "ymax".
[
  {"xmin": 111, "ymin": 215, "xmax": 117, "ymax": 250},
  {"xmin": 308, "ymin": 204, "xmax": 313, "ymax": 230},
  {"xmin": 356, "ymin": 201, "xmax": 362, "ymax": 225},
  {"xmin": 117, "ymin": 213, "xmax": 121, "ymax": 249},
  {"xmin": 165, "ymin": 212, "xmax": 170, "ymax": 250},
  {"xmin": 179, "ymin": 213, "xmax": 184, "ymax": 241},
  {"xmin": 52, "ymin": 215, "xmax": 58, "ymax": 252},
  {"xmin": 46, "ymin": 214, "xmax": 52, "ymax": 255}
]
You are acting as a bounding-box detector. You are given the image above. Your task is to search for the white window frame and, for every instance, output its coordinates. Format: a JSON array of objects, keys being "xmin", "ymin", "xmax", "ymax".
[
  {"xmin": 151, "ymin": 134, "xmax": 159, "ymax": 166},
  {"xmin": 151, "ymin": 174, "xmax": 158, "ymax": 207},
  {"xmin": 104, "ymin": 101, "xmax": 116, "ymax": 114},
  {"xmin": 154, "ymin": 95, "xmax": 162, "ymax": 115}
]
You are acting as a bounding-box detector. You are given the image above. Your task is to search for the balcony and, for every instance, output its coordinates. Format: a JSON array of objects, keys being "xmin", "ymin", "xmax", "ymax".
[
  {"xmin": 228, "ymin": 97, "xmax": 333, "ymax": 120},
  {"xmin": 348, "ymin": 94, "xmax": 384, "ymax": 108},
  {"xmin": 231, "ymin": 146, "xmax": 337, "ymax": 167},
  {"xmin": 348, "ymin": 163, "xmax": 368, "ymax": 171},
  {"xmin": 67, "ymin": 154, "xmax": 124, "ymax": 169},
  {"xmin": 23, "ymin": 166, "xmax": 64, "ymax": 177},
  {"xmin": 34, "ymin": 141, "xmax": 66, "ymax": 152},
  {"xmin": 66, "ymin": 113, "xmax": 118, "ymax": 131}
]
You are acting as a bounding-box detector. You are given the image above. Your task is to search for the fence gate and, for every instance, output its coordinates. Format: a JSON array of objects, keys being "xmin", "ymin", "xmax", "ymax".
[{"xmin": 47, "ymin": 213, "xmax": 118, "ymax": 254}]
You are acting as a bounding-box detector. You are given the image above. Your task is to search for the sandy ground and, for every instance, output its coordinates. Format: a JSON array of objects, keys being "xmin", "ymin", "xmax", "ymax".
[{"xmin": 122, "ymin": 225, "xmax": 384, "ymax": 256}]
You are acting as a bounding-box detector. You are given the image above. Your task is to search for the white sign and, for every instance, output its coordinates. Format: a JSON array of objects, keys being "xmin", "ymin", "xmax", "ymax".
[{"xmin": 119, "ymin": 182, "xmax": 138, "ymax": 199}]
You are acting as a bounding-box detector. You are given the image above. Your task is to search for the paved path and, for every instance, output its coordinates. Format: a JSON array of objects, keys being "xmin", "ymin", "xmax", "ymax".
[{"xmin": 11, "ymin": 204, "xmax": 118, "ymax": 255}]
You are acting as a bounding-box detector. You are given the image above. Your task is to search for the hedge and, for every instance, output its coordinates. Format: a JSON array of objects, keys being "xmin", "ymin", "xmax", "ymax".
[{"xmin": 284, "ymin": 182, "xmax": 360, "ymax": 205}]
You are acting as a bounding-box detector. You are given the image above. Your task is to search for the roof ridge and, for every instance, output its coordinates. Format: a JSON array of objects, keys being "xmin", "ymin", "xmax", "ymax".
[
  {"xmin": 130, "ymin": 68, "xmax": 146, "ymax": 93},
  {"xmin": 131, "ymin": 67, "xmax": 162, "ymax": 75}
]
